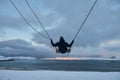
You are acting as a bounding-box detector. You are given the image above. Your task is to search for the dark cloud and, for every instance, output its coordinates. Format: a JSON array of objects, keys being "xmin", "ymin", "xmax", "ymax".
[
  {"xmin": 0, "ymin": 39, "xmax": 105, "ymax": 58},
  {"xmin": 0, "ymin": 39, "xmax": 55, "ymax": 58}
]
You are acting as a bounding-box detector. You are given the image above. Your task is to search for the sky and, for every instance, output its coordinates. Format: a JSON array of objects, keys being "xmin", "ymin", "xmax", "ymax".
[{"xmin": 0, "ymin": 0, "xmax": 120, "ymax": 58}]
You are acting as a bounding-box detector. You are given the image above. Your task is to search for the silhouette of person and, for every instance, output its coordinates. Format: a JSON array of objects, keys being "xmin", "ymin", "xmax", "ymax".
[{"xmin": 51, "ymin": 36, "xmax": 74, "ymax": 53}]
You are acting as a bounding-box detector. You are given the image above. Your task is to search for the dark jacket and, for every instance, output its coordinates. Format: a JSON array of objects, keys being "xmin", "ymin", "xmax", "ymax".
[{"xmin": 51, "ymin": 40, "xmax": 74, "ymax": 53}]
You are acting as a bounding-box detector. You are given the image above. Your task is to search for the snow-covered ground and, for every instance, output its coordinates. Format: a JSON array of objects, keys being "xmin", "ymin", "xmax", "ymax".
[
  {"xmin": 0, "ymin": 70, "xmax": 120, "ymax": 80},
  {"xmin": 0, "ymin": 55, "xmax": 36, "ymax": 61}
]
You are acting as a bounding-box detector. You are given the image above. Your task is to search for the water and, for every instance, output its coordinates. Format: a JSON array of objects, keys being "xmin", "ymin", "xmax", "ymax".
[
  {"xmin": 0, "ymin": 59, "xmax": 120, "ymax": 71},
  {"xmin": 0, "ymin": 59, "xmax": 120, "ymax": 80}
]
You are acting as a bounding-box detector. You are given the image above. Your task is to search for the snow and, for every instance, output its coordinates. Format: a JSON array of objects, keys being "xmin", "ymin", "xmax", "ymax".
[
  {"xmin": 0, "ymin": 55, "xmax": 5, "ymax": 60},
  {"xmin": 0, "ymin": 70, "xmax": 120, "ymax": 80},
  {"xmin": 0, "ymin": 55, "xmax": 36, "ymax": 61}
]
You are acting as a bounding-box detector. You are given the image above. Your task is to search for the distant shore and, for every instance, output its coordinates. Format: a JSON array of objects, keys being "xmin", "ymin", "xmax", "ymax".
[{"xmin": 0, "ymin": 59, "xmax": 15, "ymax": 62}]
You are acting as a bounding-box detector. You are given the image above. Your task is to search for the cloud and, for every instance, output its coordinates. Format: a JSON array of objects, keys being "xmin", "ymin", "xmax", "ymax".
[
  {"xmin": 0, "ymin": 0, "xmax": 120, "ymax": 57},
  {"xmin": 100, "ymin": 0, "xmax": 120, "ymax": 11},
  {"xmin": 100, "ymin": 39, "xmax": 120, "ymax": 52},
  {"xmin": 0, "ymin": 38, "xmax": 120, "ymax": 58},
  {"xmin": 0, "ymin": 39, "xmax": 55, "ymax": 58},
  {"xmin": 27, "ymin": 0, "xmax": 120, "ymax": 57},
  {"xmin": 0, "ymin": 0, "xmax": 65, "ymax": 40},
  {"xmin": 31, "ymin": 0, "xmax": 120, "ymax": 48}
]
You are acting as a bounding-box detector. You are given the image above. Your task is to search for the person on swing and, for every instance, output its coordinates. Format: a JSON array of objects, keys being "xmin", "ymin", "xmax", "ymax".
[{"xmin": 51, "ymin": 36, "xmax": 74, "ymax": 53}]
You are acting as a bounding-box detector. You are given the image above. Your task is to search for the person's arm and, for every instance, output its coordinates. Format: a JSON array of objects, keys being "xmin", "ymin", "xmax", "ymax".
[
  {"xmin": 67, "ymin": 40, "xmax": 74, "ymax": 47},
  {"xmin": 51, "ymin": 39, "xmax": 58, "ymax": 47}
]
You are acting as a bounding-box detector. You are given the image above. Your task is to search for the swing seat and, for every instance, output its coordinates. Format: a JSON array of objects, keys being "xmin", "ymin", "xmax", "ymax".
[
  {"xmin": 56, "ymin": 48, "xmax": 60, "ymax": 53},
  {"xmin": 67, "ymin": 48, "xmax": 71, "ymax": 53},
  {"xmin": 56, "ymin": 47, "xmax": 71, "ymax": 53}
]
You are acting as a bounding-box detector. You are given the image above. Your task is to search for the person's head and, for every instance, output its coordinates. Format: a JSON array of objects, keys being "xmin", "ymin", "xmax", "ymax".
[{"xmin": 59, "ymin": 36, "xmax": 65, "ymax": 42}]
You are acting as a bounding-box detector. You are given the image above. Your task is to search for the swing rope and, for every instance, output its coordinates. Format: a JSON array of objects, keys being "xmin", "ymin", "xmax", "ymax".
[
  {"xmin": 73, "ymin": 0, "xmax": 98, "ymax": 41},
  {"xmin": 9, "ymin": 0, "xmax": 50, "ymax": 39},
  {"xmin": 24, "ymin": 0, "xmax": 52, "ymax": 39}
]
